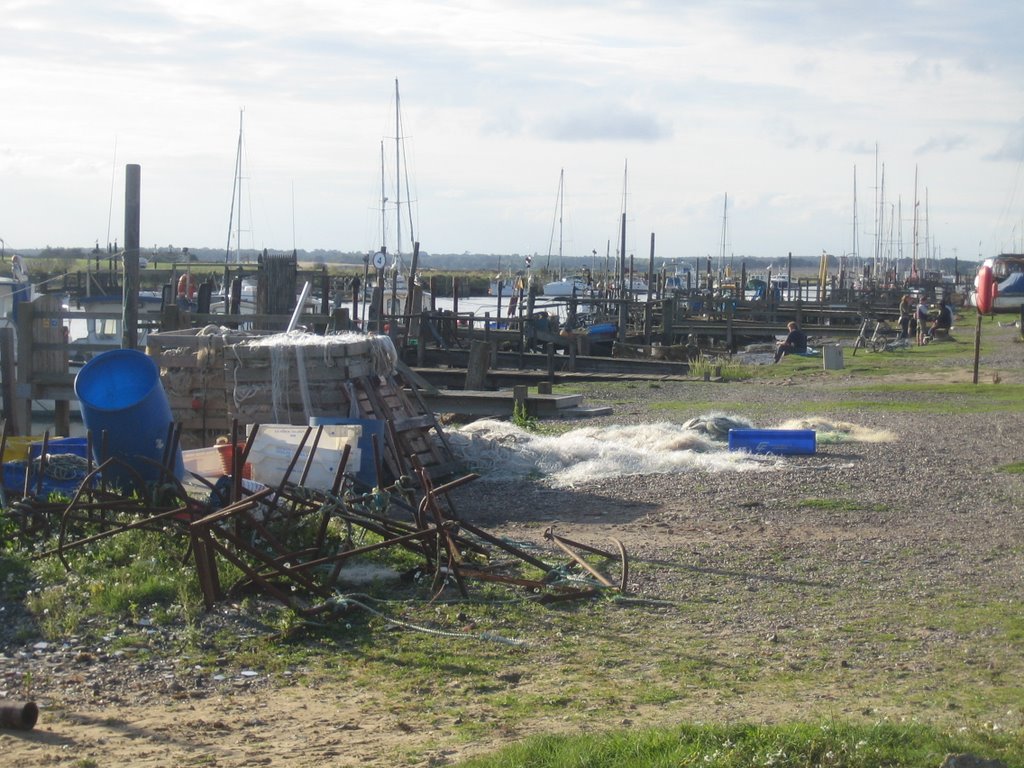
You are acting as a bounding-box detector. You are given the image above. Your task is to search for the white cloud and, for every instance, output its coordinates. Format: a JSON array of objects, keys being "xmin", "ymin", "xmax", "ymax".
[{"xmin": 1, "ymin": 0, "xmax": 1024, "ymax": 258}]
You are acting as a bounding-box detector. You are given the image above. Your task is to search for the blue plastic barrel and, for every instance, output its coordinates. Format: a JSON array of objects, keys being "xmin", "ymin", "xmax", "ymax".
[
  {"xmin": 728, "ymin": 428, "xmax": 816, "ymax": 455},
  {"xmin": 308, "ymin": 417, "xmax": 385, "ymax": 487},
  {"xmin": 74, "ymin": 349, "xmax": 182, "ymax": 488}
]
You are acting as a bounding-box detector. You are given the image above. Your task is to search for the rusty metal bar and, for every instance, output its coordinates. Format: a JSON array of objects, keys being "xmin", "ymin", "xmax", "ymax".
[
  {"xmin": 545, "ymin": 530, "xmax": 615, "ymax": 589},
  {"xmin": 47, "ymin": 504, "xmax": 191, "ymax": 561},
  {"xmin": 455, "ymin": 517, "xmax": 552, "ymax": 572},
  {"xmin": 610, "ymin": 536, "xmax": 629, "ymax": 593},
  {"xmin": 543, "ymin": 529, "xmax": 628, "ymax": 592},
  {"xmin": 543, "ymin": 526, "xmax": 617, "ymax": 560}
]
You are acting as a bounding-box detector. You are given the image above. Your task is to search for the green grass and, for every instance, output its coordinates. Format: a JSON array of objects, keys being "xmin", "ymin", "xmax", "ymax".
[
  {"xmin": 796, "ymin": 498, "xmax": 887, "ymax": 512},
  {"xmin": 455, "ymin": 720, "xmax": 1024, "ymax": 767},
  {"xmin": 687, "ymin": 355, "xmax": 756, "ymax": 381}
]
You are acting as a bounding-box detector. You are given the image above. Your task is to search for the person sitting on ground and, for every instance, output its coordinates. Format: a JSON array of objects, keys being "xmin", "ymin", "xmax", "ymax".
[
  {"xmin": 774, "ymin": 321, "xmax": 808, "ymax": 363},
  {"xmin": 929, "ymin": 299, "xmax": 954, "ymax": 339}
]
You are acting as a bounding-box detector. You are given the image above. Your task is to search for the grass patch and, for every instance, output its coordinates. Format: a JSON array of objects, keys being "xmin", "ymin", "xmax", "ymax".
[
  {"xmin": 456, "ymin": 720, "xmax": 1024, "ymax": 767},
  {"xmin": 796, "ymin": 498, "xmax": 886, "ymax": 512},
  {"xmin": 687, "ymin": 355, "xmax": 755, "ymax": 381}
]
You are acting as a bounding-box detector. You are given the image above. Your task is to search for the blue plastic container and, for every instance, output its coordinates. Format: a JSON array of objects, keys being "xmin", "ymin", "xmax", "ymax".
[
  {"xmin": 74, "ymin": 349, "xmax": 183, "ymax": 488},
  {"xmin": 308, "ymin": 417, "xmax": 385, "ymax": 487},
  {"xmin": 728, "ymin": 428, "xmax": 816, "ymax": 456},
  {"xmin": 28, "ymin": 437, "xmax": 89, "ymax": 461},
  {"xmin": 2, "ymin": 461, "xmax": 27, "ymax": 492},
  {"xmin": 587, "ymin": 322, "xmax": 617, "ymax": 337},
  {"xmin": 3, "ymin": 459, "xmax": 93, "ymax": 497}
]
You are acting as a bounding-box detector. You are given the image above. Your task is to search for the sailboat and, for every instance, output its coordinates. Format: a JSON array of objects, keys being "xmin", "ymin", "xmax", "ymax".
[
  {"xmin": 365, "ymin": 80, "xmax": 429, "ymax": 314},
  {"xmin": 209, "ymin": 109, "xmax": 258, "ymax": 315},
  {"xmin": 542, "ymin": 169, "xmax": 591, "ymax": 297}
]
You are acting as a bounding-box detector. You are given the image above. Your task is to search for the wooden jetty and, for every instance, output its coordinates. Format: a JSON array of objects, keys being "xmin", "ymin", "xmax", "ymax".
[{"xmin": 1, "ymin": 251, "xmax": 969, "ymax": 438}]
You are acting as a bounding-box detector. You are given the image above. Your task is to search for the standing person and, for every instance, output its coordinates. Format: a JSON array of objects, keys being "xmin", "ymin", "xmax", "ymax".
[
  {"xmin": 898, "ymin": 294, "xmax": 913, "ymax": 339},
  {"xmin": 915, "ymin": 299, "xmax": 930, "ymax": 346},
  {"xmin": 774, "ymin": 321, "xmax": 808, "ymax": 363}
]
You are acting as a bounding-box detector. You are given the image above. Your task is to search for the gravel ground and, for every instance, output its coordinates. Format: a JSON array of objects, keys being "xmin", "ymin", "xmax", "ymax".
[{"xmin": 1, "ymin": 327, "xmax": 1022, "ymax": 766}]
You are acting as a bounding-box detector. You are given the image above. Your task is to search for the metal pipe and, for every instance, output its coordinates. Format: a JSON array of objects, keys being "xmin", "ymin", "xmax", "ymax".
[{"xmin": 0, "ymin": 701, "xmax": 39, "ymax": 731}]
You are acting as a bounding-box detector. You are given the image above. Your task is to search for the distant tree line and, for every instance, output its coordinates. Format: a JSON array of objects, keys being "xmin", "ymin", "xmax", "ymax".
[{"xmin": 10, "ymin": 245, "xmax": 977, "ymax": 279}]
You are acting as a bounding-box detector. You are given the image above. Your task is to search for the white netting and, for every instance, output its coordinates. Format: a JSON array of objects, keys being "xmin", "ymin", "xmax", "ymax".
[
  {"xmin": 228, "ymin": 331, "xmax": 399, "ymax": 420},
  {"xmin": 448, "ymin": 414, "xmax": 894, "ymax": 488},
  {"xmin": 448, "ymin": 418, "xmax": 777, "ymax": 489},
  {"xmin": 240, "ymin": 331, "xmax": 398, "ymax": 377},
  {"xmin": 774, "ymin": 418, "xmax": 896, "ymax": 444}
]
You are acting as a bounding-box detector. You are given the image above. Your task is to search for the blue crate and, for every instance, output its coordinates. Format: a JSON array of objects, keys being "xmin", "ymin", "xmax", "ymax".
[{"xmin": 728, "ymin": 429, "xmax": 816, "ymax": 456}]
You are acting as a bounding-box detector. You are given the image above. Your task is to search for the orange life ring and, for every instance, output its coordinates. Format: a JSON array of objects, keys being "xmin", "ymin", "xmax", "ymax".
[
  {"xmin": 976, "ymin": 265, "xmax": 995, "ymax": 314},
  {"xmin": 177, "ymin": 273, "xmax": 197, "ymax": 300}
]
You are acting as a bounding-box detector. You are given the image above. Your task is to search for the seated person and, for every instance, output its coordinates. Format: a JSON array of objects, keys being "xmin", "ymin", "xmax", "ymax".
[
  {"xmin": 774, "ymin": 321, "xmax": 808, "ymax": 363},
  {"xmin": 929, "ymin": 300, "xmax": 953, "ymax": 337}
]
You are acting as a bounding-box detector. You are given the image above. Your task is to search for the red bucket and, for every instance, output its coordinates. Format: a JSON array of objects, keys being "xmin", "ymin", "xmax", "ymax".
[{"xmin": 216, "ymin": 443, "xmax": 252, "ymax": 479}]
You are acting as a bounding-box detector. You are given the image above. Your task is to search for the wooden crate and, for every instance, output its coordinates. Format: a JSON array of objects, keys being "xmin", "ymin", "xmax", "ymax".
[
  {"xmin": 223, "ymin": 334, "xmax": 461, "ymax": 485},
  {"xmin": 224, "ymin": 335, "xmax": 378, "ymax": 426},
  {"xmin": 147, "ymin": 328, "xmax": 255, "ymax": 449}
]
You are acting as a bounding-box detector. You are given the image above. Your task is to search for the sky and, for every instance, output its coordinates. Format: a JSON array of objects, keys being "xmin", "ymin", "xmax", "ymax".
[{"xmin": 4, "ymin": 0, "xmax": 1024, "ymax": 268}]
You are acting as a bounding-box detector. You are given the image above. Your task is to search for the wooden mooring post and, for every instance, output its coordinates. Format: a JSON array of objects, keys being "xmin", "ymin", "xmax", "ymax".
[{"xmin": 0, "ymin": 328, "xmax": 19, "ymax": 435}]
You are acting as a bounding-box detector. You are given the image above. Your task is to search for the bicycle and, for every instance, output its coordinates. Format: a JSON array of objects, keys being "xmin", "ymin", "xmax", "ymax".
[{"xmin": 853, "ymin": 318, "xmax": 908, "ymax": 354}]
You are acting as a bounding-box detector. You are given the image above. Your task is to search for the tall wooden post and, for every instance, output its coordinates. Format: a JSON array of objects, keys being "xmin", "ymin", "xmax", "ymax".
[
  {"xmin": 0, "ymin": 328, "xmax": 19, "ymax": 436},
  {"xmin": 618, "ymin": 212, "xmax": 627, "ymax": 341},
  {"xmin": 643, "ymin": 234, "xmax": 655, "ymax": 342},
  {"xmin": 122, "ymin": 164, "xmax": 141, "ymax": 350}
]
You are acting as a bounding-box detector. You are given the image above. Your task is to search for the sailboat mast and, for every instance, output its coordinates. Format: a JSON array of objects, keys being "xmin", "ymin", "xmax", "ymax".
[
  {"xmin": 380, "ymin": 140, "xmax": 387, "ymax": 252},
  {"xmin": 876, "ymin": 163, "xmax": 886, "ymax": 279},
  {"xmin": 719, "ymin": 193, "xmax": 728, "ymax": 276},
  {"xmin": 225, "ymin": 109, "xmax": 244, "ymax": 264},
  {"xmin": 619, "ymin": 161, "xmax": 628, "ymax": 291},
  {"xmin": 911, "ymin": 165, "xmax": 920, "ymax": 279},
  {"xmin": 851, "ymin": 166, "xmax": 859, "ymax": 268},
  {"xmin": 872, "ymin": 144, "xmax": 880, "ymax": 277},
  {"xmin": 395, "ymin": 78, "xmax": 402, "ymax": 262},
  {"xmin": 924, "ymin": 188, "xmax": 930, "ymax": 274},
  {"xmin": 558, "ymin": 169, "xmax": 564, "ymax": 278}
]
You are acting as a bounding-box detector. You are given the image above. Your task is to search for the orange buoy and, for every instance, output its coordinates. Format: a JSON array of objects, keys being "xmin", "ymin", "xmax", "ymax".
[
  {"xmin": 177, "ymin": 273, "xmax": 197, "ymax": 300},
  {"xmin": 976, "ymin": 265, "xmax": 995, "ymax": 314}
]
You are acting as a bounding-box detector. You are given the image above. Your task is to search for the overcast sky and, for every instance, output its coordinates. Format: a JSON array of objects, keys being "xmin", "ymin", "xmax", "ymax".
[{"xmin": 3, "ymin": 0, "xmax": 1024, "ymax": 266}]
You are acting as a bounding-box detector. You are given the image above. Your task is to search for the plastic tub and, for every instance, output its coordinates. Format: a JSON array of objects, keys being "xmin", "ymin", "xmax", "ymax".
[
  {"xmin": 74, "ymin": 349, "xmax": 183, "ymax": 488},
  {"xmin": 2, "ymin": 436, "xmax": 46, "ymax": 463},
  {"xmin": 308, "ymin": 417, "xmax": 385, "ymax": 487},
  {"xmin": 728, "ymin": 428, "xmax": 816, "ymax": 455},
  {"xmin": 245, "ymin": 423, "xmax": 362, "ymax": 490}
]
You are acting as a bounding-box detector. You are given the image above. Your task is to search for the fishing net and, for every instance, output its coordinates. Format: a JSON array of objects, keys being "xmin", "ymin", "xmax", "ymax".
[
  {"xmin": 448, "ymin": 417, "xmax": 776, "ymax": 489},
  {"xmin": 228, "ymin": 331, "xmax": 398, "ymax": 423},
  {"xmin": 450, "ymin": 413, "xmax": 894, "ymax": 487},
  {"xmin": 774, "ymin": 418, "xmax": 896, "ymax": 444}
]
